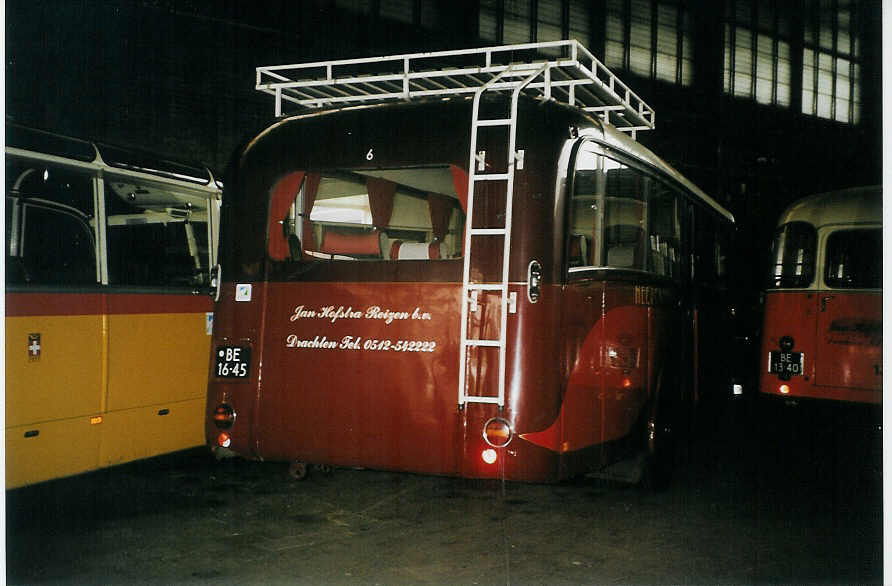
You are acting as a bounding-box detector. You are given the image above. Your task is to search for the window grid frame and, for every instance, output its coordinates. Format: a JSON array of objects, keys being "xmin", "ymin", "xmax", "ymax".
[
  {"xmin": 723, "ymin": 0, "xmax": 791, "ymax": 108},
  {"xmin": 802, "ymin": 0, "xmax": 860, "ymax": 123},
  {"xmin": 607, "ymin": 0, "xmax": 693, "ymax": 87}
]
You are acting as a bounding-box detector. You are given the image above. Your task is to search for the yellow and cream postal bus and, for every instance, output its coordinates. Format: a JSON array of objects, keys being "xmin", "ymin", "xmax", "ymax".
[{"xmin": 5, "ymin": 123, "xmax": 221, "ymax": 488}]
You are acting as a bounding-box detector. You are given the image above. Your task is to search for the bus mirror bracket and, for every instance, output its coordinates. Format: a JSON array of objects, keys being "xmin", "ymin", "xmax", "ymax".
[{"xmin": 210, "ymin": 264, "xmax": 222, "ymax": 302}]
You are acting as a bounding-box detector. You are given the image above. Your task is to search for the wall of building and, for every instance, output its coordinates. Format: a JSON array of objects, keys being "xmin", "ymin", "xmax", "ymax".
[{"xmin": 5, "ymin": 0, "xmax": 882, "ymax": 293}]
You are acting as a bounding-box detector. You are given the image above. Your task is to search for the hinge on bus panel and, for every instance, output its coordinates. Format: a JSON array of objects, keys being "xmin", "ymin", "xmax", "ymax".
[
  {"xmin": 476, "ymin": 150, "xmax": 486, "ymax": 172},
  {"xmin": 469, "ymin": 289, "xmax": 479, "ymax": 312},
  {"xmin": 508, "ymin": 291, "xmax": 517, "ymax": 314},
  {"xmin": 515, "ymin": 150, "xmax": 524, "ymax": 170}
]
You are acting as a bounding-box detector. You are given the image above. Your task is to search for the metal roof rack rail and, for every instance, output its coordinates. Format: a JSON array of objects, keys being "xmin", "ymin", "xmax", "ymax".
[{"xmin": 256, "ymin": 40, "xmax": 655, "ymax": 136}]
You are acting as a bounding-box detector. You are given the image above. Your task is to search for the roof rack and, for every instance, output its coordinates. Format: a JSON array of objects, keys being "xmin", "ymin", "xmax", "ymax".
[{"xmin": 256, "ymin": 40, "xmax": 655, "ymax": 135}]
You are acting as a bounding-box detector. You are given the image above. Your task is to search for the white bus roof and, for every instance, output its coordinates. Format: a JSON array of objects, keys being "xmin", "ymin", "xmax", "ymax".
[
  {"xmin": 595, "ymin": 123, "xmax": 735, "ymax": 223},
  {"xmin": 777, "ymin": 186, "xmax": 882, "ymax": 228}
]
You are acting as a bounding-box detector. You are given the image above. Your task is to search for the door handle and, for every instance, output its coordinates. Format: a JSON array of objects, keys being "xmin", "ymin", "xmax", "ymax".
[{"xmin": 820, "ymin": 295, "xmax": 834, "ymax": 312}]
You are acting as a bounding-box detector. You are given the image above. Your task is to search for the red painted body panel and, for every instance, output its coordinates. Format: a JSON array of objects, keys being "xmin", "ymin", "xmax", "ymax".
[
  {"xmin": 760, "ymin": 291, "xmax": 881, "ymax": 404},
  {"xmin": 206, "ymin": 277, "xmax": 680, "ymax": 482},
  {"xmin": 6, "ymin": 291, "xmax": 212, "ymax": 317}
]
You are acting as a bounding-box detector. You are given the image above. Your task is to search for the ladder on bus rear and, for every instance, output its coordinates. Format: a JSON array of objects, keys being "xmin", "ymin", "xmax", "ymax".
[
  {"xmin": 456, "ymin": 63, "xmax": 548, "ymax": 409},
  {"xmin": 253, "ymin": 40, "xmax": 657, "ymax": 409}
]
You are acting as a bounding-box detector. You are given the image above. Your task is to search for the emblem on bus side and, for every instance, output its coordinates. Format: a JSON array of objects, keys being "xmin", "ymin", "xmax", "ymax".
[
  {"xmin": 28, "ymin": 333, "xmax": 41, "ymax": 361},
  {"xmin": 235, "ymin": 284, "xmax": 253, "ymax": 302}
]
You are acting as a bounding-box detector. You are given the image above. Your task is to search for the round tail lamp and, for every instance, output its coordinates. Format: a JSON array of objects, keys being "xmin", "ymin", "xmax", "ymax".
[{"xmin": 482, "ymin": 417, "xmax": 513, "ymax": 448}]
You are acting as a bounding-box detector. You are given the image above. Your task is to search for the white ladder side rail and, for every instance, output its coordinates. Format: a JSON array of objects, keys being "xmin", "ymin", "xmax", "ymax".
[
  {"xmin": 457, "ymin": 66, "xmax": 517, "ymax": 408},
  {"xmin": 458, "ymin": 63, "xmax": 550, "ymax": 409}
]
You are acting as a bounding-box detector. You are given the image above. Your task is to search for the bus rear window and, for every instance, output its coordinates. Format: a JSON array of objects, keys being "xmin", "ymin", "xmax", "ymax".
[
  {"xmin": 268, "ymin": 166, "xmax": 466, "ymax": 262},
  {"xmin": 824, "ymin": 228, "xmax": 881, "ymax": 289},
  {"xmin": 767, "ymin": 221, "xmax": 816, "ymax": 288}
]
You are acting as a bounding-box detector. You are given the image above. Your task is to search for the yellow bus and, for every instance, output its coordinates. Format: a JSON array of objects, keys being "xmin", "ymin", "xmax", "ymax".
[{"xmin": 5, "ymin": 124, "xmax": 221, "ymax": 488}]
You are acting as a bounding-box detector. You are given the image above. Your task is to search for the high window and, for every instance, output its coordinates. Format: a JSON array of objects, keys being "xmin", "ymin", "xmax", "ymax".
[
  {"xmin": 723, "ymin": 0, "xmax": 792, "ymax": 107},
  {"xmin": 802, "ymin": 0, "xmax": 861, "ymax": 123},
  {"xmin": 605, "ymin": 0, "xmax": 693, "ymax": 86},
  {"xmin": 479, "ymin": 0, "xmax": 573, "ymax": 53}
]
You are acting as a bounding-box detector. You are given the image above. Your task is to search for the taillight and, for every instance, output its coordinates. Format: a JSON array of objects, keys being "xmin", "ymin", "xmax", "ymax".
[
  {"xmin": 213, "ymin": 403, "xmax": 236, "ymax": 429},
  {"xmin": 217, "ymin": 432, "xmax": 231, "ymax": 448},
  {"xmin": 482, "ymin": 417, "xmax": 512, "ymax": 448}
]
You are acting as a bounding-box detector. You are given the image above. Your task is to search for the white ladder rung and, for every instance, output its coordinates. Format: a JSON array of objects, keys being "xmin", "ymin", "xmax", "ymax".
[
  {"xmin": 467, "ymin": 283, "xmax": 507, "ymax": 291},
  {"xmin": 473, "ymin": 173, "xmax": 509, "ymax": 181},
  {"xmin": 464, "ymin": 339, "xmax": 501, "ymax": 347},
  {"xmin": 462, "ymin": 396, "xmax": 502, "ymax": 404},
  {"xmin": 470, "ymin": 228, "xmax": 506, "ymax": 236},
  {"xmin": 476, "ymin": 118, "xmax": 512, "ymax": 127}
]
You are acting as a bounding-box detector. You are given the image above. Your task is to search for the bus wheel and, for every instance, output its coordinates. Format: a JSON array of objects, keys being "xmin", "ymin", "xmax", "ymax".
[{"xmin": 288, "ymin": 461, "xmax": 309, "ymax": 480}]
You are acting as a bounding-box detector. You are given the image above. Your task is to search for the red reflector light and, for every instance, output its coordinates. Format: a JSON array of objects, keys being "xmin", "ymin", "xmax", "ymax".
[
  {"xmin": 213, "ymin": 403, "xmax": 236, "ymax": 429},
  {"xmin": 217, "ymin": 432, "xmax": 231, "ymax": 448},
  {"xmin": 483, "ymin": 417, "xmax": 513, "ymax": 448},
  {"xmin": 481, "ymin": 448, "xmax": 497, "ymax": 464}
]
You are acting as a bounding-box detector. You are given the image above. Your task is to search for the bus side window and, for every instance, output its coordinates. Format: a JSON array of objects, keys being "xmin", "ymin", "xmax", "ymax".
[
  {"xmin": 603, "ymin": 166, "xmax": 647, "ymax": 271},
  {"xmin": 824, "ymin": 229, "xmax": 882, "ymax": 289},
  {"xmin": 647, "ymin": 188, "xmax": 680, "ymax": 278},
  {"xmin": 104, "ymin": 177, "xmax": 211, "ymax": 288},
  {"xmin": 5, "ymin": 161, "xmax": 97, "ymax": 286}
]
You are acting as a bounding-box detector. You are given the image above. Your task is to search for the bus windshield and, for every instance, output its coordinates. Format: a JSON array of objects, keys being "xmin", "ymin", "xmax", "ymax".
[
  {"xmin": 766, "ymin": 221, "xmax": 816, "ymax": 288},
  {"xmin": 824, "ymin": 228, "xmax": 882, "ymax": 289},
  {"xmin": 268, "ymin": 166, "xmax": 466, "ymax": 262}
]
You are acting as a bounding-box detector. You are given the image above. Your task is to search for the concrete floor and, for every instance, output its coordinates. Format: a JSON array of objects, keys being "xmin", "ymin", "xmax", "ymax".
[{"xmin": 6, "ymin": 396, "xmax": 883, "ymax": 585}]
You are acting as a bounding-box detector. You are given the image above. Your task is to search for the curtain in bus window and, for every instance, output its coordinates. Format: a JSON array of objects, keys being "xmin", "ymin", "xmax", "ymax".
[
  {"xmin": 766, "ymin": 221, "xmax": 816, "ymax": 288},
  {"xmin": 104, "ymin": 177, "xmax": 211, "ymax": 287},
  {"xmin": 428, "ymin": 193, "xmax": 452, "ymax": 241},
  {"xmin": 5, "ymin": 160, "xmax": 96, "ymax": 285},
  {"xmin": 301, "ymin": 174, "xmax": 321, "ymax": 253},
  {"xmin": 824, "ymin": 228, "xmax": 881, "ymax": 289},
  {"xmin": 286, "ymin": 166, "xmax": 464, "ymax": 261},
  {"xmin": 268, "ymin": 171, "xmax": 306, "ymax": 261},
  {"xmin": 366, "ymin": 177, "xmax": 396, "ymax": 228},
  {"xmin": 450, "ymin": 165, "xmax": 468, "ymax": 212}
]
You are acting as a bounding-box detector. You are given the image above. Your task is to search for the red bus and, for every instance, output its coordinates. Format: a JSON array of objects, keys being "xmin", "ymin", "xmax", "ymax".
[
  {"xmin": 5, "ymin": 124, "xmax": 221, "ymax": 488},
  {"xmin": 759, "ymin": 186, "xmax": 882, "ymax": 406},
  {"xmin": 206, "ymin": 41, "xmax": 735, "ymax": 485}
]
